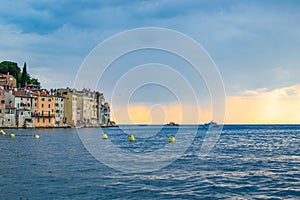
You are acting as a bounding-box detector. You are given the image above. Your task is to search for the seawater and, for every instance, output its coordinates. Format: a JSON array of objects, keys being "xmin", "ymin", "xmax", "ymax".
[{"xmin": 0, "ymin": 125, "xmax": 299, "ymax": 199}]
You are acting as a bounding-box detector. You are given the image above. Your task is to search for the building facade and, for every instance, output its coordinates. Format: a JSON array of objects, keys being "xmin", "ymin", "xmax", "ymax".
[
  {"xmin": 57, "ymin": 88, "xmax": 77, "ymax": 127},
  {"xmin": 54, "ymin": 96, "xmax": 65, "ymax": 126},
  {"xmin": 13, "ymin": 91, "xmax": 34, "ymax": 128},
  {"xmin": 33, "ymin": 93, "xmax": 55, "ymax": 127}
]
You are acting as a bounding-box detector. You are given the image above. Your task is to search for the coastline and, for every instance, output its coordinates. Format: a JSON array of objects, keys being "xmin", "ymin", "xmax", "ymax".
[{"xmin": 0, "ymin": 124, "xmax": 119, "ymax": 129}]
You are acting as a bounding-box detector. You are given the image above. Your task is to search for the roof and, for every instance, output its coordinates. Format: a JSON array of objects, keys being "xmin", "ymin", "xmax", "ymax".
[
  {"xmin": 5, "ymin": 105, "xmax": 16, "ymax": 109},
  {"xmin": 40, "ymin": 93, "xmax": 50, "ymax": 97},
  {"xmin": 12, "ymin": 90, "xmax": 32, "ymax": 98}
]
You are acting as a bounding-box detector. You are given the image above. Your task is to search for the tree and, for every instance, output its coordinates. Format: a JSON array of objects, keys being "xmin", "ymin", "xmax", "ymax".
[
  {"xmin": 0, "ymin": 61, "xmax": 41, "ymax": 88},
  {"xmin": 0, "ymin": 61, "xmax": 21, "ymax": 82},
  {"xmin": 21, "ymin": 62, "xmax": 29, "ymax": 87},
  {"xmin": 29, "ymin": 78, "xmax": 41, "ymax": 89}
]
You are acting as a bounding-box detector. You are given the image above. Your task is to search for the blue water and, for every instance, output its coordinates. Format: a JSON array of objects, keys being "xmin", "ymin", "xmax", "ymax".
[{"xmin": 0, "ymin": 125, "xmax": 299, "ymax": 199}]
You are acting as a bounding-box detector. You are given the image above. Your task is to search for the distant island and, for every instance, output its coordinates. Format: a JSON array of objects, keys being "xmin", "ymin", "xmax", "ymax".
[{"xmin": 0, "ymin": 61, "xmax": 117, "ymax": 128}]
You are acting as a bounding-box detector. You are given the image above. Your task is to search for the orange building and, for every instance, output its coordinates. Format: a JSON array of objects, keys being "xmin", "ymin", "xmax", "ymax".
[
  {"xmin": 0, "ymin": 73, "xmax": 17, "ymax": 88},
  {"xmin": 33, "ymin": 92, "xmax": 55, "ymax": 127}
]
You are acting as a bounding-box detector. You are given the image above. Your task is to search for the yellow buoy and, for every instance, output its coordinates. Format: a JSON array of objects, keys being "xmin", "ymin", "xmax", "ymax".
[
  {"xmin": 9, "ymin": 133, "xmax": 15, "ymax": 138},
  {"xmin": 102, "ymin": 133, "xmax": 108, "ymax": 140},
  {"xmin": 169, "ymin": 135, "xmax": 175, "ymax": 143},
  {"xmin": 0, "ymin": 130, "xmax": 5, "ymax": 135},
  {"xmin": 34, "ymin": 134, "xmax": 40, "ymax": 139},
  {"xmin": 129, "ymin": 135, "xmax": 135, "ymax": 142}
]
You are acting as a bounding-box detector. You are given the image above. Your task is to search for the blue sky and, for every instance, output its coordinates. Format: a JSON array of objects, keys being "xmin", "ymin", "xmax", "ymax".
[{"xmin": 1, "ymin": 0, "xmax": 300, "ymax": 123}]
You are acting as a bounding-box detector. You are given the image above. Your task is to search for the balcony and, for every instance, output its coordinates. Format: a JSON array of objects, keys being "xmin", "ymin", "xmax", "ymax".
[{"xmin": 32, "ymin": 112, "xmax": 55, "ymax": 117}]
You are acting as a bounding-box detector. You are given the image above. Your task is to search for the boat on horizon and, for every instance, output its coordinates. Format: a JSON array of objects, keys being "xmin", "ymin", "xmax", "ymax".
[
  {"xmin": 203, "ymin": 121, "xmax": 220, "ymax": 129},
  {"xmin": 166, "ymin": 122, "xmax": 179, "ymax": 126}
]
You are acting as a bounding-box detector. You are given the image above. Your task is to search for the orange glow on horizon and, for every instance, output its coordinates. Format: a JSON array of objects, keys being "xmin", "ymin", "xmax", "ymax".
[{"xmin": 110, "ymin": 85, "xmax": 300, "ymax": 124}]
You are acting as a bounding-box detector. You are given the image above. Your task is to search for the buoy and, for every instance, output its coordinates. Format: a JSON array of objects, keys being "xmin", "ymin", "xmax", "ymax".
[
  {"xmin": 169, "ymin": 135, "xmax": 175, "ymax": 143},
  {"xmin": 34, "ymin": 134, "xmax": 40, "ymax": 139},
  {"xmin": 129, "ymin": 135, "xmax": 135, "ymax": 142},
  {"xmin": 102, "ymin": 133, "xmax": 108, "ymax": 140},
  {"xmin": 9, "ymin": 133, "xmax": 15, "ymax": 138},
  {"xmin": 0, "ymin": 130, "xmax": 5, "ymax": 135}
]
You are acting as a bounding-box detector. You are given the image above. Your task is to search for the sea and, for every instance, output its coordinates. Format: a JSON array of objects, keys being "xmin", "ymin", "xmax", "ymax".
[{"xmin": 0, "ymin": 125, "xmax": 299, "ymax": 199}]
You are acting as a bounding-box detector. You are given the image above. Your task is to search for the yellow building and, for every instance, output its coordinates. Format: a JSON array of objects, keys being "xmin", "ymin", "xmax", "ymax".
[
  {"xmin": 57, "ymin": 88, "xmax": 77, "ymax": 127},
  {"xmin": 33, "ymin": 92, "xmax": 55, "ymax": 127}
]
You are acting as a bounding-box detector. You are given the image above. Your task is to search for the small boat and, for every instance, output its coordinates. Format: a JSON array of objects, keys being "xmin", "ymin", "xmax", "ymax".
[
  {"xmin": 203, "ymin": 121, "xmax": 220, "ymax": 129},
  {"xmin": 166, "ymin": 122, "xmax": 179, "ymax": 126}
]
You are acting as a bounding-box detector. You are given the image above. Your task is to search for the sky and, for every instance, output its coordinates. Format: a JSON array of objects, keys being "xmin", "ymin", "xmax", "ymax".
[{"xmin": 0, "ymin": 0, "xmax": 300, "ymax": 124}]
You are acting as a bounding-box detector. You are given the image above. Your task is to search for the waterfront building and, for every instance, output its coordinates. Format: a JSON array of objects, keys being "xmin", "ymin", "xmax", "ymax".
[
  {"xmin": 54, "ymin": 96, "xmax": 65, "ymax": 126},
  {"xmin": 97, "ymin": 92, "xmax": 111, "ymax": 126},
  {"xmin": 57, "ymin": 88, "xmax": 77, "ymax": 127},
  {"xmin": 75, "ymin": 90, "xmax": 84, "ymax": 125},
  {"xmin": 0, "ymin": 88, "xmax": 5, "ymax": 126},
  {"xmin": 13, "ymin": 90, "xmax": 34, "ymax": 128},
  {"xmin": 76, "ymin": 89, "xmax": 98, "ymax": 126},
  {"xmin": 4, "ymin": 105, "xmax": 16, "ymax": 127},
  {"xmin": 4, "ymin": 90, "xmax": 16, "ymax": 127},
  {"xmin": 0, "ymin": 86, "xmax": 113, "ymax": 128},
  {"xmin": 82, "ymin": 92, "xmax": 98, "ymax": 125},
  {"xmin": 33, "ymin": 92, "xmax": 55, "ymax": 127},
  {"xmin": 101, "ymin": 102, "xmax": 111, "ymax": 125}
]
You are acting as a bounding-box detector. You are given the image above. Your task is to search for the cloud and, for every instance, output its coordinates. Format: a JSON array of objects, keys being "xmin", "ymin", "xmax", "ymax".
[
  {"xmin": 225, "ymin": 85, "xmax": 300, "ymax": 124},
  {"xmin": 0, "ymin": 0, "xmax": 299, "ymax": 107}
]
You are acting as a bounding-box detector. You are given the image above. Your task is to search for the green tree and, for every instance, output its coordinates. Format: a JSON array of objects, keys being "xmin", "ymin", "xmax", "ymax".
[
  {"xmin": 21, "ymin": 62, "xmax": 31, "ymax": 87},
  {"xmin": 0, "ymin": 61, "xmax": 21, "ymax": 82},
  {"xmin": 0, "ymin": 61, "xmax": 41, "ymax": 88},
  {"xmin": 29, "ymin": 78, "xmax": 41, "ymax": 89}
]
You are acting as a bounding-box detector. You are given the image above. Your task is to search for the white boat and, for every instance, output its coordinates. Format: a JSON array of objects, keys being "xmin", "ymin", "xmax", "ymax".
[{"xmin": 203, "ymin": 121, "xmax": 220, "ymax": 129}]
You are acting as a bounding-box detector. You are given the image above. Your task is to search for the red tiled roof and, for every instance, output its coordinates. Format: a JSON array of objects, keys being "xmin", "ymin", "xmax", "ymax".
[
  {"xmin": 40, "ymin": 93, "xmax": 50, "ymax": 97},
  {"xmin": 5, "ymin": 105, "xmax": 15, "ymax": 109},
  {"xmin": 12, "ymin": 90, "xmax": 32, "ymax": 98}
]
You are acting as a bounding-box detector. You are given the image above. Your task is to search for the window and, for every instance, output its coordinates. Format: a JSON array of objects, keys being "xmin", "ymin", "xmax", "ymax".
[
  {"xmin": 41, "ymin": 98, "xmax": 45, "ymax": 101},
  {"xmin": 48, "ymin": 98, "xmax": 51, "ymax": 102},
  {"xmin": 49, "ymin": 118, "xmax": 50, "ymax": 123},
  {"xmin": 1, "ymin": 100, "xmax": 4, "ymax": 104},
  {"xmin": 55, "ymin": 103, "xmax": 59, "ymax": 107},
  {"xmin": 48, "ymin": 104, "xmax": 50, "ymax": 108},
  {"xmin": 43, "ymin": 118, "xmax": 45, "ymax": 123},
  {"xmin": 38, "ymin": 118, "xmax": 40, "ymax": 123},
  {"xmin": 42, "ymin": 104, "xmax": 44, "ymax": 108},
  {"xmin": 8, "ymin": 119, "xmax": 10, "ymax": 121}
]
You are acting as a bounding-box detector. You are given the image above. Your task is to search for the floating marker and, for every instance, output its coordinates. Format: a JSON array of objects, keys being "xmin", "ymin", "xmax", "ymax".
[
  {"xmin": 34, "ymin": 134, "xmax": 40, "ymax": 139},
  {"xmin": 9, "ymin": 133, "xmax": 15, "ymax": 138},
  {"xmin": 0, "ymin": 130, "xmax": 5, "ymax": 135},
  {"xmin": 102, "ymin": 133, "xmax": 108, "ymax": 140},
  {"xmin": 169, "ymin": 135, "xmax": 175, "ymax": 143},
  {"xmin": 129, "ymin": 135, "xmax": 135, "ymax": 142}
]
